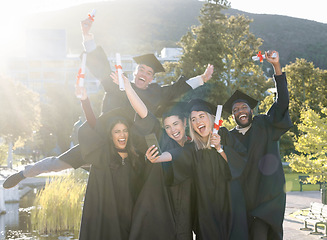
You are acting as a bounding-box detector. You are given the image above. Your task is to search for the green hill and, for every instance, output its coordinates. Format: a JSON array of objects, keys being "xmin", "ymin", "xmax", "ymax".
[{"xmin": 24, "ymin": 0, "xmax": 327, "ymax": 69}]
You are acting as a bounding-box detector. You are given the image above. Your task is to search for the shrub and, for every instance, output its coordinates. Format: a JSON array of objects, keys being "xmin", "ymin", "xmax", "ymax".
[{"xmin": 31, "ymin": 172, "xmax": 86, "ymax": 235}]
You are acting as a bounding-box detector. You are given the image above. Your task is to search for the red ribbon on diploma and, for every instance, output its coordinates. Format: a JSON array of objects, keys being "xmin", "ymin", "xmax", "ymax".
[
  {"xmin": 88, "ymin": 14, "xmax": 95, "ymax": 21},
  {"xmin": 76, "ymin": 68, "xmax": 85, "ymax": 85},
  {"xmin": 115, "ymin": 65, "xmax": 122, "ymax": 73},
  {"xmin": 257, "ymin": 51, "xmax": 264, "ymax": 62},
  {"xmin": 214, "ymin": 119, "xmax": 223, "ymax": 131}
]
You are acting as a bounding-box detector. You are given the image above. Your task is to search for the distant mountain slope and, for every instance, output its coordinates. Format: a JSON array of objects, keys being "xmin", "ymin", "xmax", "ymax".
[
  {"xmin": 225, "ymin": 9, "xmax": 327, "ymax": 69},
  {"xmin": 24, "ymin": 0, "xmax": 327, "ymax": 69}
]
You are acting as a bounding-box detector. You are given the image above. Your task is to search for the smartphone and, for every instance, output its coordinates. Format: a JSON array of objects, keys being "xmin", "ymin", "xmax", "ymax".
[{"xmin": 145, "ymin": 133, "xmax": 162, "ymax": 155}]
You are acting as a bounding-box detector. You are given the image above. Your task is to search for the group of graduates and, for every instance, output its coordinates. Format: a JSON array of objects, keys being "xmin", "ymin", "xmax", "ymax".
[{"xmin": 3, "ymin": 16, "xmax": 292, "ymax": 240}]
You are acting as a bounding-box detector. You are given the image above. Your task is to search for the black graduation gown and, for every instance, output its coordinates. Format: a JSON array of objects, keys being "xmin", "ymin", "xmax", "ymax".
[
  {"xmin": 219, "ymin": 128, "xmax": 249, "ymax": 240},
  {"xmin": 129, "ymin": 129, "xmax": 195, "ymax": 240},
  {"xmin": 69, "ymin": 114, "xmax": 144, "ymax": 240},
  {"xmin": 231, "ymin": 73, "xmax": 293, "ymax": 240},
  {"xmin": 167, "ymin": 139, "xmax": 241, "ymax": 240},
  {"xmin": 79, "ymin": 149, "xmax": 142, "ymax": 240}
]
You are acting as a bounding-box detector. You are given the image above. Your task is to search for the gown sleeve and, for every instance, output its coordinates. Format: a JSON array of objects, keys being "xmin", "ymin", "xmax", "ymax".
[
  {"xmin": 58, "ymin": 144, "xmax": 85, "ymax": 169},
  {"xmin": 158, "ymin": 75, "xmax": 192, "ymax": 103},
  {"xmin": 77, "ymin": 120, "xmax": 107, "ymax": 164},
  {"xmin": 265, "ymin": 73, "xmax": 293, "ymax": 141},
  {"xmin": 85, "ymin": 46, "xmax": 113, "ymax": 92},
  {"xmin": 81, "ymin": 97, "xmax": 97, "ymax": 128}
]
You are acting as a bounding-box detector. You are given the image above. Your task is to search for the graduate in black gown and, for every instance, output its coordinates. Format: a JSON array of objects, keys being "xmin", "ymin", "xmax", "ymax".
[
  {"xmin": 77, "ymin": 109, "xmax": 145, "ymax": 240},
  {"xmin": 80, "ymin": 16, "xmax": 214, "ymax": 114},
  {"xmin": 222, "ymin": 50, "xmax": 293, "ymax": 240},
  {"xmin": 3, "ymin": 79, "xmax": 157, "ymax": 240},
  {"xmin": 3, "ymin": 107, "xmax": 146, "ymax": 240},
  {"xmin": 129, "ymin": 102, "xmax": 196, "ymax": 240},
  {"xmin": 147, "ymin": 99, "xmax": 247, "ymax": 240}
]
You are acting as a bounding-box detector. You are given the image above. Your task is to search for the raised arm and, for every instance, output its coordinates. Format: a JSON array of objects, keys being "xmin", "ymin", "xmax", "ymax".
[
  {"xmin": 75, "ymin": 84, "xmax": 97, "ymax": 128},
  {"xmin": 110, "ymin": 72, "xmax": 148, "ymax": 119},
  {"xmin": 159, "ymin": 64, "xmax": 214, "ymax": 103},
  {"xmin": 80, "ymin": 17, "xmax": 113, "ymax": 92},
  {"xmin": 265, "ymin": 51, "xmax": 289, "ymax": 115}
]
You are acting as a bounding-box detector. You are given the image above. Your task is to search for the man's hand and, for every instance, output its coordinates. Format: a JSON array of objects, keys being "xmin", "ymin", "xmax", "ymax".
[
  {"xmin": 201, "ymin": 64, "xmax": 214, "ymax": 83},
  {"xmin": 81, "ymin": 18, "xmax": 94, "ymax": 41},
  {"xmin": 265, "ymin": 50, "xmax": 282, "ymax": 75}
]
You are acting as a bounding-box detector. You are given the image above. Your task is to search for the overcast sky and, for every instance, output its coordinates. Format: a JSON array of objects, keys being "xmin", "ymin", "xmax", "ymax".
[
  {"xmin": 230, "ymin": 0, "xmax": 326, "ymax": 24},
  {"xmin": 0, "ymin": 0, "xmax": 325, "ymax": 59}
]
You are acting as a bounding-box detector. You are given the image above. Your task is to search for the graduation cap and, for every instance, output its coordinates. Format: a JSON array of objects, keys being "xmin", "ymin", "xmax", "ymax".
[
  {"xmin": 98, "ymin": 107, "xmax": 133, "ymax": 132},
  {"xmin": 155, "ymin": 101, "xmax": 187, "ymax": 119},
  {"xmin": 223, "ymin": 90, "xmax": 258, "ymax": 114},
  {"xmin": 133, "ymin": 53, "xmax": 165, "ymax": 74},
  {"xmin": 186, "ymin": 98, "xmax": 217, "ymax": 116}
]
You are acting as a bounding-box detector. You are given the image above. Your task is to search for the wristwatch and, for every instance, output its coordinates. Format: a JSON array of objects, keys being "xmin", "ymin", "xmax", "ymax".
[{"xmin": 217, "ymin": 145, "xmax": 224, "ymax": 153}]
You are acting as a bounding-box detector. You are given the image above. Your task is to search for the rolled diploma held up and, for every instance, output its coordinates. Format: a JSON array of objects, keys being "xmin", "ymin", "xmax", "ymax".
[
  {"xmin": 79, "ymin": 53, "xmax": 87, "ymax": 87},
  {"xmin": 76, "ymin": 53, "xmax": 87, "ymax": 99},
  {"xmin": 89, "ymin": 9, "xmax": 96, "ymax": 18},
  {"xmin": 211, "ymin": 105, "xmax": 223, "ymax": 147},
  {"xmin": 116, "ymin": 53, "xmax": 125, "ymax": 91},
  {"xmin": 252, "ymin": 52, "xmax": 277, "ymax": 61}
]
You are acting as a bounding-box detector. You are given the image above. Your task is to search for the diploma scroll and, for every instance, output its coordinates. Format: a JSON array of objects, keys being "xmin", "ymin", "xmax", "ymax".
[
  {"xmin": 252, "ymin": 51, "xmax": 277, "ymax": 62},
  {"xmin": 88, "ymin": 9, "xmax": 96, "ymax": 21},
  {"xmin": 211, "ymin": 105, "xmax": 223, "ymax": 147},
  {"xmin": 76, "ymin": 53, "xmax": 87, "ymax": 99},
  {"xmin": 115, "ymin": 53, "xmax": 125, "ymax": 91}
]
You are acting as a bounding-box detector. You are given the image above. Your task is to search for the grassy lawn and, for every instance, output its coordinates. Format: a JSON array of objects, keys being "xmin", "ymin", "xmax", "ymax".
[{"xmin": 285, "ymin": 172, "xmax": 321, "ymax": 192}]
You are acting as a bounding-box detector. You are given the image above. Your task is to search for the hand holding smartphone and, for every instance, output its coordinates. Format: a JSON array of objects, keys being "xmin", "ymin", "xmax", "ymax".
[{"xmin": 145, "ymin": 133, "xmax": 162, "ymax": 155}]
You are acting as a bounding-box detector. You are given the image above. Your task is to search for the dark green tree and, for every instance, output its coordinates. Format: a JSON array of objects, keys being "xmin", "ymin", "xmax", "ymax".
[
  {"xmin": 158, "ymin": 0, "xmax": 273, "ymax": 106},
  {"xmin": 284, "ymin": 58, "xmax": 327, "ymax": 129}
]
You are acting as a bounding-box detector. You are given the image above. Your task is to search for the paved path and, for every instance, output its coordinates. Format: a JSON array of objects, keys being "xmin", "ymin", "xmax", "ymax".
[{"xmin": 284, "ymin": 191, "xmax": 326, "ymax": 239}]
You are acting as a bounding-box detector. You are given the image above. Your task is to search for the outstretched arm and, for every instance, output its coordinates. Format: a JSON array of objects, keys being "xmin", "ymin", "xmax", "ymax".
[
  {"xmin": 146, "ymin": 145, "xmax": 172, "ymax": 163},
  {"xmin": 3, "ymin": 157, "xmax": 72, "ymax": 189},
  {"xmin": 158, "ymin": 64, "xmax": 214, "ymax": 104}
]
